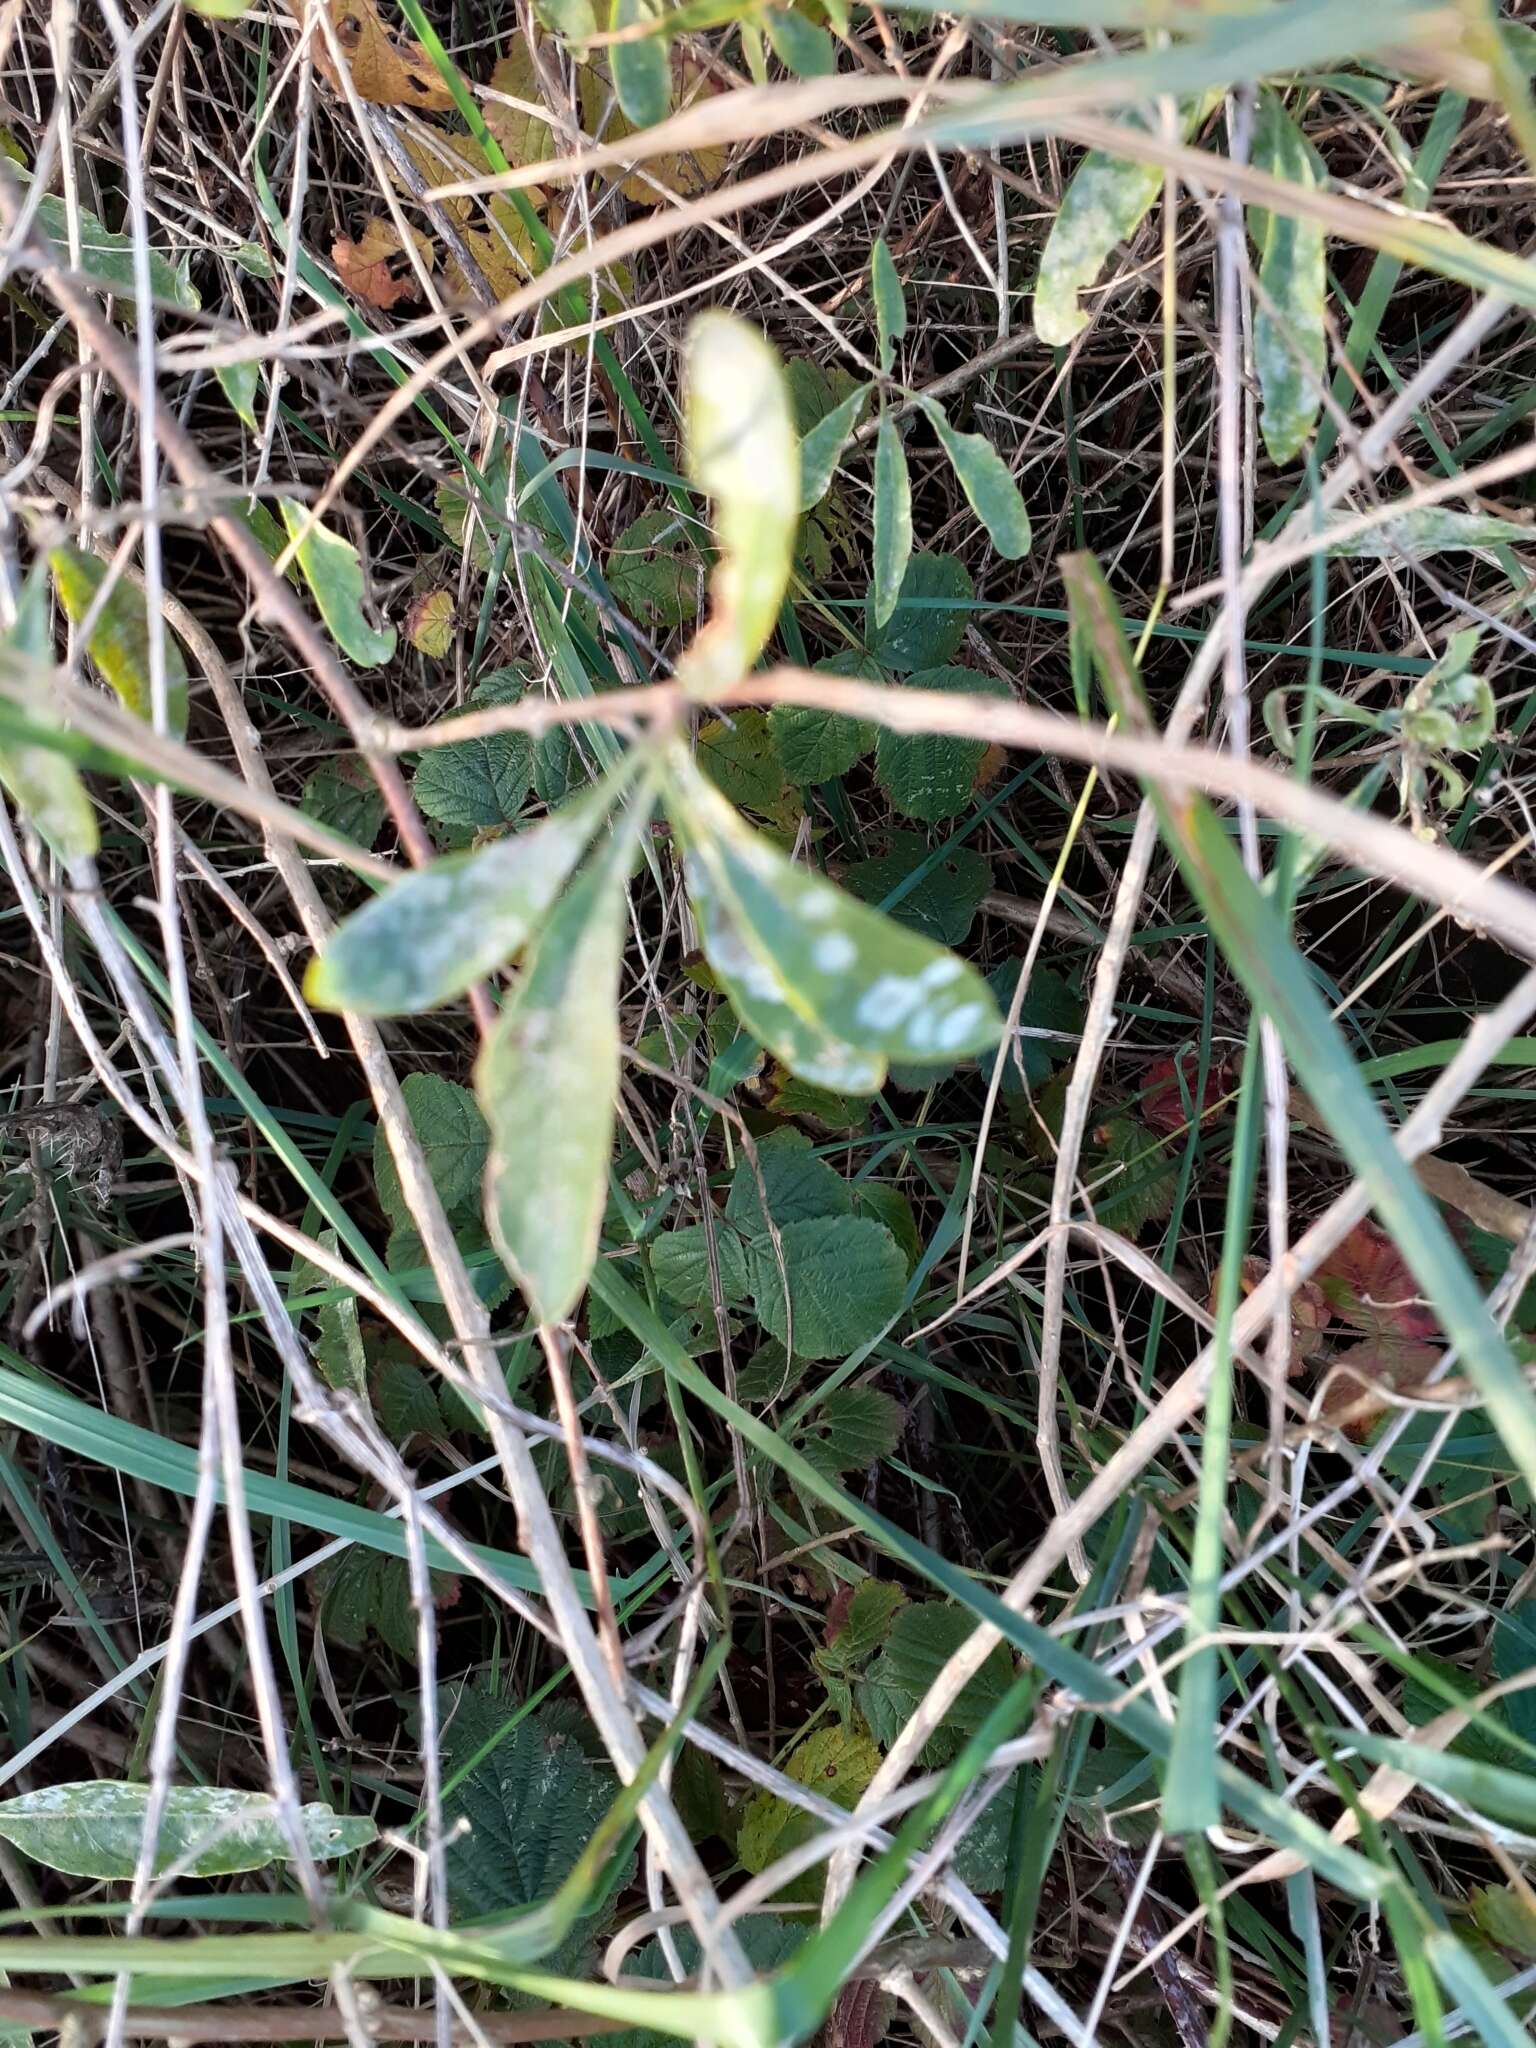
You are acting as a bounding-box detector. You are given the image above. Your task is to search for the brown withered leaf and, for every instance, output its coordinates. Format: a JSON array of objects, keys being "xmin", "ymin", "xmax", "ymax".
[
  {"xmin": 485, "ymin": 38, "xmax": 554, "ymax": 178},
  {"xmin": 397, "ymin": 127, "xmax": 540, "ymax": 302},
  {"xmin": 332, "ymin": 216, "xmax": 430, "ymax": 309},
  {"xmin": 298, "ymin": 0, "xmax": 456, "ymax": 109},
  {"xmin": 1320, "ymin": 1337, "xmax": 1444, "ymax": 1440},
  {"xmin": 577, "ymin": 51, "xmax": 728, "ymax": 205},
  {"xmin": 1142, "ymin": 1046, "xmax": 1237, "ymax": 1136},
  {"xmin": 1226, "ymin": 1253, "xmax": 1332, "ymax": 1367},
  {"xmin": 1315, "ymin": 1218, "xmax": 1440, "ymax": 1343}
]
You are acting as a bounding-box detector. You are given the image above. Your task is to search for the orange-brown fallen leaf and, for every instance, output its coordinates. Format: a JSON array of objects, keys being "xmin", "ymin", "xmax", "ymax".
[
  {"xmin": 332, "ymin": 216, "xmax": 429, "ymax": 308},
  {"xmin": 295, "ymin": 0, "xmax": 456, "ymax": 110}
]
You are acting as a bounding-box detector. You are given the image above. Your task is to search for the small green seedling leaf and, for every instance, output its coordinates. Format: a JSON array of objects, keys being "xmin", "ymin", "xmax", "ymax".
[
  {"xmin": 921, "ymin": 400, "xmax": 1031, "ymax": 558},
  {"xmin": 677, "ymin": 312, "xmax": 800, "ymax": 697},
  {"xmin": 1249, "ymin": 91, "xmax": 1327, "ymax": 464},
  {"xmin": 479, "ymin": 821, "xmax": 636, "ymax": 1323},
  {"xmin": 668, "ymin": 750, "xmax": 1003, "ymax": 1090},
  {"xmin": 870, "ymin": 237, "xmax": 906, "ymax": 376},
  {"xmin": 0, "ymin": 1783, "xmax": 373, "ymax": 1879},
  {"xmin": 871, "ymin": 417, "xmax": 912, "ymax": 632},
  {"xmin": 278, "ymin": 500, "xmax": 396, "ymax": 669},
  {"xmin": 610, "ymin": 0, "xmax": 671, "ymax": 127},
  {"xmin": 306, "ymin": 777, "xmax": 624, "ymax": 1015},
  {"xmin": 763, "ymin": 4, "xmax": 835, "ymax": 76},
  {"xmin": 49, "ymin": 545, "xmax": 190, "ymax": 735},
  {"xmin": 799, "ymin": 383, "xmax": 871, "ymax": 512},
  {"xmin": 1034, "ymin": 101, "xmax": 1211, "ymax": 347}
]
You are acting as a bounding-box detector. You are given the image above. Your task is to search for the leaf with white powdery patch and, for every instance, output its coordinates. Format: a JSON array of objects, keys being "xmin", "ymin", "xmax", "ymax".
[
  {"xmin": 306, "ymin": 778, "xmax": 624, "ymax": 1015},
  {"xmin": 479, "ymin": 828, "xmax": 632, "ymax": 1322},
  {"xmin": 669, "ymin": 754, "xmax": 1003, "ymax": 1091},
  {"xmin": 1249, "ymin": 92, "xmax": 1327, "ymax": 465},
  {"xmin": 871, "ymin": 417, "xmax": 912, "ymax": 632},
  {"xmin": 0, "ymin": 1784, "xmax": 373, "ymax": 1879}
]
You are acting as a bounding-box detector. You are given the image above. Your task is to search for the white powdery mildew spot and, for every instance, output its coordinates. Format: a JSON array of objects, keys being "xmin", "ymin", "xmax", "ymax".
[
  {"xmin": 855, "ymin": 974, "xmax": 922, "ymax": 1034},
  {"xmin": 799, "ymin": 888, "xmax": 837, "ymax": 922},
  {"xmin": 919, "ymin": 956, "xmax": 963, "ymax": 989},
  {"xmin": 904, "ymin": 997, "xmax": 984, "ymax": 1057},
  {"xmin": 812, "ymin": 931, "xmax": 857, "ymax": 972}
]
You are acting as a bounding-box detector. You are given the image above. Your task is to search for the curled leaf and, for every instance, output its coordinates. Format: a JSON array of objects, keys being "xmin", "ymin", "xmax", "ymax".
[
  {"xmin": 333, "ymin": 216, "xmax": 428, "ymax": 309},
  {"xmin": 677, "ymin": 312, "xmax": 800, "ymax": 697}
]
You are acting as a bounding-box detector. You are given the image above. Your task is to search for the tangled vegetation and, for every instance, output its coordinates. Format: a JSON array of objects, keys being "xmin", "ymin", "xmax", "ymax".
[{"xmin": 3, "ymin": 2, "xmax": 1536, "ymax": 2044}]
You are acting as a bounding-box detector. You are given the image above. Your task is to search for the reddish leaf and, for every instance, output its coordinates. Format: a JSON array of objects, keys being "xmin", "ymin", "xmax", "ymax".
[
  {"xmin": 1320, "ymin": 1337, "xmax": 1443, "ymax": 1439},
  {"xmin": 1224, "ymin": 1254, "xmax": 1332, "ymax": 1366},
  {"xmin": 1314, "ymin": 1219, "xmax": 1440, "ymax": 1341},
  {"xmin": 1141, "ymin": 1048, "xmax": 1236, "ymax": 1135},
  {"xmin": 333, "ymin": 217, "xmax": 425, "ymax": 310},
  {"xmin": 829, "ymin": 1979, "xmax": 893, "ymax": 2048}
]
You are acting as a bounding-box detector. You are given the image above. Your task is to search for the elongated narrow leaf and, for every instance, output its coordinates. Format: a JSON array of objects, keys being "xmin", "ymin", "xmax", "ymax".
[
  {"xmin": 0, "ymin": 1784, "xmax": 373, "ymax": 1879},
  {"xmin": 799, "ymin": 383, "xmax": 871, "ymax": 511},
  {"xmin": 278, "ymin": 500, "xmax": 396, "ymax": 668},
  {"xmin": 871, "ymin": 417, "xmax": 912, "ymax": 631},
  {"xmin": 1250, "ymin": 91, "xmax": 1326, "ymax": 464},
  {"xmin": 920, "ymin": 400, "xmax": 1031, "ymax": 558},
  {"xmin": 1063, "ymin": 550, "xmax": 1536, "ymax": 1501},
  {"xmin": 668, "ymin": 750, "xmax": 1002, "ymax": 1091},
  {"xmin": 1338, "ymin": 1731, "xmax": 1536, "ymax": 1830},
  {"xmin": 610, "ymin": 0, "xmax": 671, "ymax": 126},
  {"xmin": 48, "ymin": 546, "xmax": 189, "ymax": 736},
  {"xmin": 677, "ymin": 312, "xmax": 800, "ymax": 696},
  {"xmin": 1034, "ymin": 100, "xmax": 1210, "ymax": 346},
  {"xmin": 870, "ymin": 237, "xmax": 906, "ymax": 375},
  {"xmin": 306, "ymin": 778, "xmax": 624, "ymax": 1015},
  {"xmin": 1327, "ymin": 506, "xmax": 1533, "ymax": 561},
  {"xmin": 1424, "ymin": 1930, "xmax": 1533, "ymax": 2048},
  {"xmin": 478, "ymin": 831, "xmax": 632, "ymax": 1323}
]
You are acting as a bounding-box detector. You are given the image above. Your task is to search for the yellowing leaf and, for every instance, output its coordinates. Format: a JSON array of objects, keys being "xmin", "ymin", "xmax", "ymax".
[
  {"xmin": 299, "ymin": 0, "xmax": 456, "ymax": 109},
  {"xmin": 405, "ymin": 588, "xmax": 456, "ymax": 657},
  {"xmin": 677, "ymin": 313, "xmax": 799, "ymax": 698},
  {"xmin": 485, "ymin": 39, "xmax": 555, "ymax": 176},
  {"xmin": 736, "ymin": 1725, "xmax": 881, "ymax": 1897},
  {"xmin": 398, "ymin": 127, "xmax": 539, "ymax": 301},
  {"xmin": 332, "ymin": 215, "xmax": 429, "ymax": 309},
  {"xmin": 48, "ymin": 546, "xmax": 189, "ymax": 735}
]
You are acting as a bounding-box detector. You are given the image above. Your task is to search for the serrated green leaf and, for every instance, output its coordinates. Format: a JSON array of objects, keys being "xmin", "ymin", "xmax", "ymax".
[
  {"xmin": 300, "ymin": 761, "xmax": 385, "ymax": 850},
  {"xmin": 412, "ymin": 668, "xmax": 534, "ymax": 830},
  {"xmin": 769, "ymin": 650, "xmax": 879, "ymax": 786},
  {"xmin": 737, "ymin": 1724, "xmax": 880, "ymax": 1895},
  {"xmin": 799, "ymin": 384, "xmax": 871, "ymax": 512},
  {"xmin": 16, "ymin": 166, "xmax": 199, "ymax": 314},
  {"xmin": 677, "ymin": 312, "xmax": 799, "ymax": 696},
  {"xmin": 727, "ymin": 1128, "xmax": 854, "ymax": 1235},
  {"xmin": 870, "ymin": 237, "xmax": 905, "ymax": 377},
  {"xmin": 48, "ymin": 545, "xmax": 189, "ymax": 735},
  {"xmin": 373, "ymin": 1351, "xmax": 446, "ymax": 1444},
  {"xmin": 852, "ymin": 1182, "xmax": 920, "ymax": 1271},
  {"xmin": 671, "ymin": 755, "xmax": 1003, "ymax": 1082},
  {"xmin": 374, "ymin": 1073, "xmax": 489, "ymax": 1228},
  {"xmin": 871, "ymin": 417, "xmax": 912, "ymax": 632},
  {"xmin": 749, "ymin": 1215, "xmax": 905, "ymax": 1359},
  {"xmin": 873, "ymin": 664, "xmax": 1008, "ymax": 823},
  {"xmin": 1472, "ymin": 1884, "xmax": 1536, "ymax": 1959},
  {"xmin": 1491, "ymin": 1603, "xmax": 1536, "ymax": 1745},
  {"xmin": 607, "ymin": 507, "xmax": 704, "ymax": 630},
  {"xmin": 1250, "ymin": 92, "xmax": 1327, "ymax": 465},
  {"xmin": 278, "ymin": 500, "xmax": 396, "ymax": 669},
  {"xmin": 1327, "ymin": 506, "xmax": 1534, "ymax": 560},
  {"xmin": 650, "ymin": 1222, "xmax": 752, "ymax": 1308},
  {"xmin": 817, "ymin": 1579, "xmax": 907, "ymax": 1682},
  {"xmin": 921, "ymin": 401, "xmax": 1031, "ymax": 558},
  {"xmin": 856, "ymin": 1602, "xmax": 1014, "ymax": 1765},
  {"xmin": 866, "ymin": 551, "xmax": 972, "ymax": 672},
  {"xmin": 306, "ymin": 779, "xmax": 623, "ymax": 1015},
  {"xmin": 790, "ymin": 1384, "xmax": 902, "ymax": 1477},
  {"xmin": 479, "ymin": 830, "xmax": 631, "ymax": 1322},
  {"xmin": 763, "ymin": 3, "xmax": 834, "ymax": 75},
  {"xmin": 1091, "ymin": 1113, "xmax": 1177, "ymax": 1234},
  {"xmin": 696, "ymin": 707, "xmax": 796, "ymax": 826},
  {"xmin": 843, "ymin": 832, "xmax": 993, "ymax": 948},
  {"xmin": 437, "ymin": 1691, "xmax": 631, "ymax": 1918},
  {"xmin": 610, "ymin": 0, "xmax": 671, "ymax": 126},
  {"xmin": 0, "ymin": 1784, "xmax": 372, "ymax": 1880},
  {"xmin": 983, "ymin": 963, "xmax": 1084, "ymax": 1092}
]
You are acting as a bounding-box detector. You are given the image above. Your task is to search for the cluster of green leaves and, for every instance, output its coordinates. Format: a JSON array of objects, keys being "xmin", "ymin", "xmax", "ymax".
[{"xmin": 307, "ymin": 313, "xmax": 1004, "ymax": 1329}]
